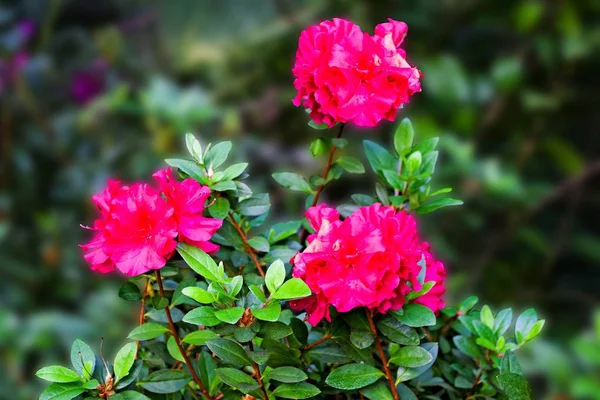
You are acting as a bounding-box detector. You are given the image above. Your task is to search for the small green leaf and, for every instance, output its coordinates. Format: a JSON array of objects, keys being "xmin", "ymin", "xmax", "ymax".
[
  {"xmin": 494, "ymin": 308, "xmax": 513, "ymax": 336},
  {"xmin": 350, "ymin": 330, "xmax": 375, "ymax": 349},
  {"xmin": 183, "ymin": 306, "xmax": 221, "ymax": 327},
  {"xmin": 239, "ymin": 193, "xmax": 271, "ymax": 216},
  {"xmin": 459, "ymin": 296, "xmax": 479, "ymax": 313},
  {"xmin": 395, "ymin": 343, "xmax": 438, "ymax": 383},
  {"xmin": 216, "ymin": 368, "xmax": 259, "ymax": 394},
  {"xmin": 272, "ymin": 382, "xmax": 321, "ymax": 399},
  {"xmin": 252, "ymin": 302, "xmax": 282, "ymax": 322},
  {"xmin": 497, "ymin": 373, "xmax": 533, "ymax": 400},
  {"xmin": 501, "ymin": 350, "xmax": 524, "ymax": 376},
  {"xmin": 308, "ymin": 120, "xmax": 330, "ymax": 130},
  {"xmin": 258, "ymin": 321, "xmax": 293, "ymax": 340},
  {"xmin": 70, "ymin": 339, "xmax": 95, "ymax": 379},
  {"xmin": 177, "ymin": 243, "xmax": 224, "ymax": 282},
  {"xmin": 215, "ymin": 307, "xmax": 245, "ymax": 324},
  {"xmin": 182, "ymin": 286, "xmax": 215, "ymax": 304},
  {"xmin": 265, "ymin": 259, "xmax": 286, "ymax": 294},
  {"xmin": 363, "ymin": 140, "xmax": 397, "ymax": 173},
  {"xmin": 206, "ymin": 338, "xmax": 252, "ymax": 366},
  {"xmin": 138, "ymin": 370, "xmax": 191, "ymax": 394},
  {"xmin": 396, "ymin": 304, "xmax": 436, "ymax": 327},
  {"xmin": 208, "ymin": 197, "xmax": 230, "ymax": 219},
  {"xmin": 248, "ymin": 236, "xmax": 270, "ymax": 252},
  {"xmin": 515, "ymin": 309, "xmax": 538, "ymax": 344},
  {"xmin": 416, "ymin": 198, "xmax": 463, "ymax": 214},
  {"xmin": 272, "ymin": 172, "xmax": 314, "ymax": 193},
  {"xmin": 226, "ymin": 275, "xmax": 244, "ymax": 297},
  {"xmin": 268, "ymin": 220, "xmax": 302, "ymax": 243},
  {"xmin": 394, "ymin": 118, "xmax": 415, "ymax": 156},
  {"xmin": 376, "ymin": 316, "xmax": 420, "ymax": 345},
  {"xmin": 453, "ymin": 335, "xmax": 482, "ymax": 358},
  {"xmin": 127, "ymin": 323, "xmax": 169, "ymax": 341},
  {"xmin": 326, "ymin": 363, "xmax": 384, "ymax": 390},
  {"xmin": 222, "ymin": 163, "xmax": 248, "ymax": 180},
  {"xmin": 310, "ymin": 138, "xmax": 331, "ymax": 156},
  {"xmin": 362, "ymin": 380, "xmax": 395, "ymax": 400},
  {"xmin": 406, "ymin": 281, "xmax": 435, "ymax": 301},
  {"xmin": 114, "ymin": 342, "xmax": 137, "ymax": 383},
  {"xmin": 167, "ymin": 336, "xmax": 185, "ymax": 362},
  {"xmin": 111, "ymin": 391, "xmax": 150, "ymax": 400},
  {"xmin": 249, "ymin": 284, "xmax": 267, "ymax": 303},
  {"xmin": 481, "ymin": 305, "xmax": 495, "ymax": 329},
  {"xmin": 39, "ymin": 383, "xmax": 85, "ymax": 400},
  {"xmin": 119, "ymin": 282, "xmax": 142, "ymax": 302},
  {"xmin": 165, "ymin": 159, "xmax": 206, "ymax": 182},
  {"xmin": 36, "ymin": 366, "xmax": 81, "ymax": 383},
  {"xmin": 405, "ymin": 151, "xmax": 422, "ymax": 174},
  {"xmin": 336, "ymin": 156, "xmax": 365, "ymax": 174},
  {"xmin": 412, "ymin": 137, "xmax": 439, "ymax": 154},
  {"xmin": 185, "ymin": 133, "xmax": 203, "ymax": 162},
  {"xmin": 389, "ymin": 345, "xmax": 433, "ymax": 367},
  {"xmin": 264, "ymin": 367, "xmax": 308, "ymax": 383},
  {"xmin": 271, "ymin": 278, "xmax": 311, "ymax": 300},
  {"xmin": 524, "ymin": 319, "xmax": 545, "ymax": 342},
  {"xmin": 205, "ymin": 141, "xmax": 232, "ymax": 169},
  {"xmin": 182, "ymin": 330, "xmax": 219, "ymax": 345}
]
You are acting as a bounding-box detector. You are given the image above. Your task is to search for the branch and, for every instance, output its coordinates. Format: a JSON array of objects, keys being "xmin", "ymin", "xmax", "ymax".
[
  {"xmin": 365, "ymin": 309, "xmax": 399, "ymax": 400},
  {"xmin": 155, "ymin": 270, "xmax": 213, "ymax": 400},
  {"xmin": 228, "ymin": 212, "xmax": 265, "ymax": 277},
  {"xmin": 303, "ymin": 334, "xmax": 333, "ymax": 352},
  {"xmin": 135, "ymin": 278, "xmax": 148, "ymax": 358},
  {"xmin": 248, "ymin": 341, "xmax": 269, "ymax": 399}
]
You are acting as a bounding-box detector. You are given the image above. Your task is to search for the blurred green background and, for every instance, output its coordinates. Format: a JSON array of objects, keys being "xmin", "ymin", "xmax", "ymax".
[{"xmin": 1, "ymin": 0, "xmax": 599, "ymax": 398}]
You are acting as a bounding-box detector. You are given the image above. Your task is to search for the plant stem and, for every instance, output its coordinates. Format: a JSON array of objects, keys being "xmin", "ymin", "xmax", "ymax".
[
  {"xmin": 365, "ymin": 309, "xmax": 399, "ymax": 400},
  {"xmin": 135, "ymin": 279, "xmax": 148, "ymax": 358},
  {"xmin": 228, "ymin": 212, "xmax": 265, "ymax": 277},
  {"xmin": 248, "ymin": 341, "xmax": 269, "ymax": 399},
  {"xmin": 303, "ymin": 334, "xmax": 333, "ymax": 352},
  {"xmin": 299, "ymin": 123, "xmax": 345, "ymax": 245},
  {"xmin": 155, "ymin": 270, "xmax": 213, "ymax": 400}
]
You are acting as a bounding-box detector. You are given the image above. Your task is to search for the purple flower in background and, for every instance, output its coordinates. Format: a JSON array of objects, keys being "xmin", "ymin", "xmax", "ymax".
[
  {"xmin": 17, "ymin": 20, "xmax": 36, "ymax": 42},
  {"xmin": 71, "ymin": 60, "xmax": 108, "ymax": 105}
]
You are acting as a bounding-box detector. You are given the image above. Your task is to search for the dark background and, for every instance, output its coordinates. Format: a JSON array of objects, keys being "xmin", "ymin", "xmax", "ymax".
[{"xmin": 1, "ymin": 0, "xmax": 599, "ymax": 398}]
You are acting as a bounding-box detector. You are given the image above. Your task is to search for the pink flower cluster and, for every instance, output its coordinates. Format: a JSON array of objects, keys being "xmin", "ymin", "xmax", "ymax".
[
  {"xmin": 292, "ymin": 18, "xmax": 422, "ymax": 128},
  {"xmin": 291, "ymin": 203, "xmax": 445, "ymax": 326},
  {"xmin": 81, "ymin": 168, "xmax": 222, "ymax": 276}
]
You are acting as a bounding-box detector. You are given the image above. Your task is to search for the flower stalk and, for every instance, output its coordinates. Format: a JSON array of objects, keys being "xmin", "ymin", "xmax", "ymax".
[{"xmin": 228, "ymin": 212, "xmax": 265, "ymax": 277}]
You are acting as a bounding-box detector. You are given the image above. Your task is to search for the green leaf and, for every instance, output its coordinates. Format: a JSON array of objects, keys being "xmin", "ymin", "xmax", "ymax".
[
  {"xmin": 310, "ymin": 138, "xmax": 331, "ymax": 156},
  {"xmin": 382, "ymin": 169, "xmax": 405, "ymax": 191},
  {"xmin": 185, "ymin": 133, "xmax": 203, "ymax": 162},
  {"xmin": 420, "ymin": 151, "xmax": 439, "ymax": 176},
  {"xmin": 222, "ymin": 163, "xmax": 248, "ymax": 180},
  {"xmin": 211, "ymin": 180, "xmax": 236, "ymax": 192},
  {"xmin": 119, "ymin": 282, "xmax": 142, "ymax": 302},
  {"xmin": 127, "ymin": 323, "xmax": 169, "ymax": 340},
  {"xmin": 248, "ymin": 236, "xmax": 270, "ymax": 252},
  {"xmin": 171, "ymin": 278, "xmax": 196, "ymax": 307},
  {"xmin": 177, "ymin": 243, "xmax": 224, "ymax": 282},
  {"xmin": 264, "ymin": 367, "xmax": 308, "ymax": 383},
  {"xmin": 114, "ymin": 342, "xmax": 137, "ymax": 383},
  {"xmin": 36, "ymin": 366, "xmax": 81, "ymax": 383},
  {"xmin": 497, "ymin": 373, "xmax": 533, "ymax": 400},
  {"xmin": 405, "ymin": 151, "xmax": 422, "ymax": 174},
  {"xmin": 249, "ymin": 284, "xmax": 267, "ymax": 303},
  {"xmin": 166, "ymin": 336, "xmax": 185, "ymax": 362},
  {"xmin": 389, "ymin": 345, "xmax": 433, "ymax": 367},
  {"xmin": 198, "ymin": 351, "xmax": 219, "ymax": 395},
  {"xmin": 396, "ymin": 304, "xmax": 436, "ymax": 327},
  {"xmin": 165, "ymin": 158, "xmax": 206, "ymax": 182},
  {"xmin": 363, "ymin": 140, "xmax": 397, "ymax": 173},
  {"xmin": 115, "ymin": 360, "xmax": 143, "ymax": 390},
  {"xmin": 206, "ymin": 338, "xmax": 252, "ymax": 366},
  {"xmin": 205, "ymin": 141, "xmax": 232, "ymax": 169},
  {"xmin": 183, "ymin": 306, "xmax": 221, "ymax": 327},
  {"xmin": 412, "ymin": 137, "xmax": 439, "ymax": 155},
  {"xmin": 271, "ymin": 278, "xmax": 311, "ymax": 300},
  {"xmin": 362, "ymin": 380, "xmax": 394, "ymax": 400},
  {"xmin": 39, "ymin": 383, "xmax": 85, "ymax": 400},
  {"xmin": 336, "ymin": 156, "xmax": 365, "ymax": 174},
  {"xmin": 454, "ymin": 375, "xmax": 472, "ymax": 389},
  {"xmin": 265, "ymin": 259, "xmax": 286, "ymax": 294},
  {"xmin": 215, "ymin": 307, "xmax": 245, "ymax": 324},
  {"xmin": 394, "ymin": 118, "xmax": 415, "ymax": 156},
  {"xmin": 215, "ymin": 368, "xmax": 259, "ymax": 394},
  {"xmin": 453, "ymin": 335, "xmax": 482, "ymax": 358},
  {"xmin": 182, "ymin": 286, "xmax": 215, "ymax": 304},
  {"xmin": 70, "ymin": 339, "xmax": 95, "ymax": 379},
  {"xmin": 259, "ymin": 321, "xmax": 293, "ymax": 340},
  {"xmin": 376, "ymin": 316, "xmax": 419, "ymax": 345},
  {"xmin": 459, "ymin": 296, "xmax": 479, "ymax": 313},
  {"xmin": 350, "ymin": 330, "xmax": 375, "ymax": 349},
  {"xmin": 332, "ymin": 138, "xmax": 348, "ymax": 149},
  {"xmin": 416, "ymin": 198, "xmax": 463, "ymax": 214},
  {"xmin": 111, "ymin": 391, "xmax": 150, "ymax": 400},
  {"xmin": 138, "ymin": 370, "xmax": 191, "ymax": 394},
  {"xmin": 395, "ymin": 343, "xmax": 438, "ymax": 383},
  {"xmin": 501, "ymin": 350, "xmax": 524, "ymax": 376},
  {"xmin": 183, "ymin": 330, "xmax": 219, "ymax": 345},
  {"xmin": 151, "ymin": 295, "xmax": 169, "ymax": 310},
  {"xmin": 252, "ymin": 302, "xmax": 281, "ymax": 322},
  {"xmin": 239, "ymin": 193, "xmax": 271, "ymax": 216},
  {"xmin": 406, "ymin": 281, "xmax": 435, "ymax": 301},
  {"xmin": 268, "ymin": 220, "xmax": 302, "ymax": 243},
  {"xmin": 524, "ymin": 319, "xmax": 545, "ymax": 342},
  {"xmin": 272, "ymin": 382, "xmax": 321, "ymax": 399},
  {"xmin": 515, "ymin": 309, "xmax": 538, "ymax": 344},
  {"xmin": 308, "ymin": 120, "xmax": 330, "ymax": 130},
  {"xmin": 208, "ymin": 197, "xmax": 230, "ymax": 219},
  {"xmin": 481, "ymin": 305, "xmax": 495, "ymax": 329},
  {"xmin": 272, "ymin": 172, "xmax": 314, "ymax": 193},
  {"xmin": 326, "ymin": 363, "xmax": 384, "ymax": 390},
  {"xmin": 494, "ymin": 308, "xmax": 513, "ymax": 336}
]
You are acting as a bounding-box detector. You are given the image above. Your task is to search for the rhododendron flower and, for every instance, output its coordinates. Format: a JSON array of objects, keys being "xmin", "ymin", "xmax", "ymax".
[
  {"xmin": 81, "ymin": 169, "xmax": 222, "ymax": 276},
  {"xmin": 292, "ymin": 18, "xmax": 421, "ymax": 128},
  {"xmin": 153, "ymin": 168, "xmax": 223, "ymax": 253},
  {"xmin": 291, "ymin": 203, "xmax": 445, "ymax": 325}
]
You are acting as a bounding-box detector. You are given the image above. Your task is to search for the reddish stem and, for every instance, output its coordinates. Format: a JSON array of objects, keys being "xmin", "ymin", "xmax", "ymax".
[
  {"xmin": 303, "ymin": 334, "xmax": 333, "ymax": 352},
  {"xmin": 135, "ymin": 279, "xmax": 148, "ymax": 358},
  {"xmin": 248, "ymin": 341, "xmax": 269, "ymax": 399},
  {"xmin": 366, "ymin": 309, "xmax": 399, "ymax": 400},
  {"xmin": 155, "ymin": 270, "xmax": 213, "ymax": 400},
  {"xmin": 228, "ymin": 212, "xmax": 265, "ymax": 277}
]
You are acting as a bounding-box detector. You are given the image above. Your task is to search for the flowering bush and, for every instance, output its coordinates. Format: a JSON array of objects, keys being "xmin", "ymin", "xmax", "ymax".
[{"xmin": 36, "ymin": 18, "xmax": 544, "ymax": 400}]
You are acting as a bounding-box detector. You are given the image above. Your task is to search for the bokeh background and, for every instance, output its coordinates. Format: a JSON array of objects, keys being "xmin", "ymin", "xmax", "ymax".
[{"xmin": 1, "ymin": 0, "xmax": 599, "ymax": 398}]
